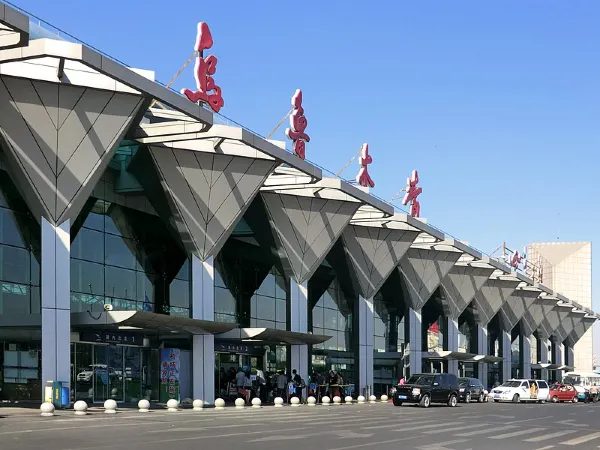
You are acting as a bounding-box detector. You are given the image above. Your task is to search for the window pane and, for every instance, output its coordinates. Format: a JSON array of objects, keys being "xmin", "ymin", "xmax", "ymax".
[
  {"xmin": 255, "ymin": 295, "xmax": 275, "ymax": 321},
  {"xmin": 136, "ymin": 271, "xmax": 155, "ymax": 303},
  {"xmin": 105, "ymin": 234, "xmax": 136, "ymax": 269},
  {"xmin": 0, "ymin": 208, "xmax": 26, "ymax": 248},
  {"xmin": 104, "ymin": 215, "xmax": 133, "ymax": 238},
  {"xmin": 83, "ymin": 212, "xmax": 104, "ymax": 231},
  {"xmin": 0, "ymin": 246, "xmax": 30, "ymax": 284},
  {"xmin": 255, "ymin": 319, "xmax": 275, "ymax": 329},
  {"xmin": 324, "ymin": 308, "xmax": 338, "ymax": 330},
  {"xmin": 214, "ymin": 286, "xmax": 236, "ymax": 317},
  {"xmin": 257, "ymin": 273, "xmax": 276, "ymax": 298},
  {"xmin": 105, "ymin": 266, "xmax": 136, "ymax": 300},
  {"xmin": 276, "ymin": 299, "xmax": 286, "ymax": 323},
  {"xmin": 70, "ymin": 259, "xmax": 104, "ymax": 296},
  {"xmin": 170, "ymin": 279, "xmax": 189, "ymax": 309},
  {"xmin": 312, "ymin": 307, "xmax": 324, "ymax": 329},
  {"xmin": 72, "ymin": 227, "xmax": 104, "ymax": 263},
  {"xmin": 0, "ymin": 282, "xmax": 30, "ymax": 315},
  {"xmin": 274, "ymin": 275, "xmax": 286, "ymax": 299}
]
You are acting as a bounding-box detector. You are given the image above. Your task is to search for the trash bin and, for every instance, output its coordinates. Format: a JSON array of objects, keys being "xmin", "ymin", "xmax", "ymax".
[
  {"xmin": 44, "ymin": 380, "xmax": 53, "ymax": 403},
  {"xmin": 52, "ymin": 381, "xmax": 63, "ymax": 409},
  {"xmin": 61, "ymin": 386, "xmax": 70, "ymax": 408}
]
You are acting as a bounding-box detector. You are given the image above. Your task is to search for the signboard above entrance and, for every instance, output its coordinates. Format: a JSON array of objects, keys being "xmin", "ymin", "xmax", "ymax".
[
  {"xmin": 215, "ymin": 340, "xmax": 264, "ymax": 356},
  {"xmin": 80, "ymin": 330, "xmax": 143, "ymax": 346}
]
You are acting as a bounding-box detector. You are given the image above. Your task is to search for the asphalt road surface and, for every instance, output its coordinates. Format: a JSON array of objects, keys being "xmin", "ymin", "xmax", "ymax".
[{"xmin": 1, "ymin": 401, "xmax": 600, "ymax": 450}]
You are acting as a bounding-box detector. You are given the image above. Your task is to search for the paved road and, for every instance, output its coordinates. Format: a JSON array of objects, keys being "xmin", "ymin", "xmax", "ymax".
[{"xmin": 1, "ymin": 401, "xmax": 600, "ymax": 450}]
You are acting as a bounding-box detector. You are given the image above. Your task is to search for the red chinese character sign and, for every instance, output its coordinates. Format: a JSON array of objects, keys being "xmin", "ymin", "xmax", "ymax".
[
  {"xmin": 356, "ymin": 143, "xmax": 375, "ymax": 188},
  {"xmin": 181, "ymin": 22, "xmax": 224, "ymax": 113},
  {"xmin": 285, "ymin": 89, "xmax": 310, "ymax": 160},
  {"xmin": 509, "ymin": 247, "xmax": 528, "ymax": 271},
  {"xmin": 402, "ymin": 170, "xmax": 422, "ymax": 217}
]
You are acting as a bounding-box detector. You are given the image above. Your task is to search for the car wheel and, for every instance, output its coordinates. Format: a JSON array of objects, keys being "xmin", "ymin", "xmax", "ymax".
[
  {"xmin": 512, "ymin": 394, "xmax": 520, "ymax": 403},
  {"xmin": 419, "ymin": 395, "xmax": 431, "ymax": 408},
  {"xmin": 572, "ymin": 396, "xmax": 578, "ymax": 403},
  {"xmin": 448, "ymin": 394, "xmax": 458, "ymax": 407},
  {"xmin": 551, "ymin": 396, "xmax": 558, "ymax": 403},
  {"xmin": 494, "ymin": 399, "xmax": 499, "ymax": 402},
  {"xmin": 465, "ymin": 393, "xmax": 471, "ymax": 404},
  {"xmin": 392, "ymin": 397, "xmax": 402, "ymax": 407},
  {"xmin": 477, "ymin": 393, "xmax": 484, "ymax": 403}
]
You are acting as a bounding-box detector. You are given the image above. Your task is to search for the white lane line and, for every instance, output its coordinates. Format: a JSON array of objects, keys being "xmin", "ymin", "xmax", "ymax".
[
  {"xmin": 535, "ymin": 446, "xmax": 554, "ymax": 450},
  {"xmin": 506, "ymin": 415, "xmax": 553, "ymax": 424},
  {"xmin": 325, "ymin": 435, "xmax": 420, "ymax": 450},
  {"xmin": 421, "ymin": 423, "xmax": 488, "ymax": 434},
  {"xmin": 561, "ymin": 432, "xmax": 600, "ymax": 446},
  {"xmin": 417, "ymin": 439, "xmax": 471, "ymax": 449},
  {"xmin": 488, "ymin": 428, "xmax": 545, "ymax": 439},
  {"xmin": 524, "ymin": 429, "xmax": 577, "ymax": 442},
  {"xmin": 455, "ymin": 425, "xmax": 518, "ymax": 437},
  {"xmin": 362, "ymin": 421, "xmax": 462, "ymax": 431}
]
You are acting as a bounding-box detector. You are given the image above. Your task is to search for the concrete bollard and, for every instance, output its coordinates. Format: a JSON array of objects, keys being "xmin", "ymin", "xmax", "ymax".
[
  {"xmin": 74, "ymin": 400, "xmax": 88, "ymax": 415},
  {"xmin": 167, "ymin": 399, "xmax": 179, "ymax": 412},
  {"xmin": 214, "ymin": 398, "xmax": 226, "ymax": 410},
  {"xmin": 104, "ymin": 399, "xmax": 117, "ymax": 414},
  {"xmin": 333, "ymin": 396, "xmax": 342, "ymax": 405},
  {"xmin": 380, "ymin": 395, "xmax": 389, "ymax": 403},
  {"xmin": 40, "ymin": 402, "xmax": 55, "ymax": 417},
  {"xmin": 357, "ymin": 395, "xmax": 366, "ymax": 404},
  {"xmin": 138, "ymin": 399, "xmax": 150, "ymax": 413},
  {"xmin": 251, "ymin": 397, "xmax": 262, "ymax": 408},
  {"xmin": 322, "ymin": 396, "xmax": 331, "ymax": 406},
  {"xmin": 345, "ymin": 396, "xmax": 353, "ymax": 404},
  {"xmin": 274, "ymin": 397, "xmax": 284, "ymax": 407},
  {"xmin": 369, "ymin": 395, "xmax": 377, "ymax": 404},
  {"xmin": 290, "ymin": 397, "xmax": 300, "ymax": 407},
  {"xmin": 235, "ymin": 398, "xmax": 245, "ymax": 409},
  {"xmin": 192, "ymin": 399, "xmax": 204, "ymax": 411},
  {"xmin": 307, "ymin": 396, "xmax": 317, "ymax": 406}
]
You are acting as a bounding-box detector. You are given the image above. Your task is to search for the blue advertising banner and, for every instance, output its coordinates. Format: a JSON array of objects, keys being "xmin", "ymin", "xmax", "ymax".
[{"xmin": 159, "ymin": 349, "xmax": 180, "ymax": 403}]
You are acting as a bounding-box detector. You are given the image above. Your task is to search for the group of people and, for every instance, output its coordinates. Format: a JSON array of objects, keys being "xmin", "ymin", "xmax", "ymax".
[{"xmin": 217, "ymin": 367, "xmax": 306, "ymax": 404}]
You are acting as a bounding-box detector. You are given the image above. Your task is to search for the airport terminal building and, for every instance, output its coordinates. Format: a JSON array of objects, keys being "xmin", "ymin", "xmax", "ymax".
[{"xmin": 0, "ymin": 3, "xmax": 595, "ymax": 405}]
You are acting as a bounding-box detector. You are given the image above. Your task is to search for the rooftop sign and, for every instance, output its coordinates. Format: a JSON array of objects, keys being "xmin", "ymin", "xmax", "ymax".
[
  {"xmin": 356, "ymin": 143, "xmax": 374, "ymax": 188},
  {"xmin": 285, "ymin": 89, "xmax": 310, "ymax": 160},
  {"xmin": 402, "ymin": 170, "xmax": 422, "ymax": 217}
]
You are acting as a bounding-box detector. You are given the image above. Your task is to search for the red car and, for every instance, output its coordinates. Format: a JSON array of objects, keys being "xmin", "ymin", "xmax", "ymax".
[{"xmin": 549, "ymin": 383, "xmax": 578, "ymax": 403}]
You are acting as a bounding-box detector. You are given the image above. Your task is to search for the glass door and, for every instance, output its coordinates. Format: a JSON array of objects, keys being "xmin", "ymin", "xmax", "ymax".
[{"xmin": 93, "ymin": 345, "xmax": 125, "ymax": 403}]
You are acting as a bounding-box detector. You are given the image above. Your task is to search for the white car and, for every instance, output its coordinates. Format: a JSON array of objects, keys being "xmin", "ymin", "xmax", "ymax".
[{"xmin": 491, "ymin": 379, "xmax": 550, "ymax": 403}]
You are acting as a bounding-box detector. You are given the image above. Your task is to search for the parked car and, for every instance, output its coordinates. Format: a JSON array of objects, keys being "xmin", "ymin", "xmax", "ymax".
[
  {"xmin": 491, "ymin": 379, "xmax": 550, "ymax": 403},
  {"xmin": 549, "ymin": 383, "xmax": 578, "ymax": 403},
  {"xmin": 393, "ymin": 373, "xmax": 460, "ymax": 408},
  {"xmin": 458, "ymin": 377, "xmax": 486, "ymax": 403}
]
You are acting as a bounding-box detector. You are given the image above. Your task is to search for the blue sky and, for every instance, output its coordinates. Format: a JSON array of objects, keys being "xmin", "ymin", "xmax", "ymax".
[{"xmin": 14, "ymin": 1, "xmax": 600, "ymax": 353}]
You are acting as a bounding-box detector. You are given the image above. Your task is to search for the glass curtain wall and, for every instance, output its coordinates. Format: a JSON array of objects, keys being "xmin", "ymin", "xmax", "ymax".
[{"xmin": 0, "ymin": 173, "xmax": 42, "ymax": 401}]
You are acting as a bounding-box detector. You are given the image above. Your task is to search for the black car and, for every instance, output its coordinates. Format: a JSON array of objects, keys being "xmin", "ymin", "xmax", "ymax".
[
  {"xmin": 458, "ymin": 377, "xmax": 486, "ymax": 403},
  {"xmin": 393, "ymin": 373, "xmax": 460, "ymax": 408}
]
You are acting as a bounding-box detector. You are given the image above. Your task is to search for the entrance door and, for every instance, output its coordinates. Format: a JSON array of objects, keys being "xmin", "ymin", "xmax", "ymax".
[{"xmin": 93, "ymin": 346, "xmax": 125, "ymax": 403}]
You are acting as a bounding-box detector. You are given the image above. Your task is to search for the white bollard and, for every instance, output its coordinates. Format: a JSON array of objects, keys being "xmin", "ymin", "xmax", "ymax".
[
  {"xmin": 357, "ymin": 395, "xmax": 366, "ymax": 404},
  {"xmin": 369, "ymin": 395, "xmax": 377, "ymax": 404},
  {"xmin": 73, "ymin": 400, "xmax": 88, "ymax": 415},
  {"xmin": 290, "ymin": 397, "xmax": 300, "ymax": 407},
  {"xmin": 251, "ymin": 397, "xmax": 262, "ymax": 408},
  {"xmin": 167, "ymin": 399, "xmax": 179, "ymax": 412},
  {"xmin": 380, "ymin": 395, "xmax": 389, "ymax": 403},
  {"xmin": 322, "ymin": 396, "xmax": 331, "ymax": 405},
  {"xmin": 214, "ymin": 398, "xmax": 226, "ymax": 410},
  {"xmin": 333, "ymin": 396, "xmax": 342, "ymax": 405},
  {"xmin": 345, "ymin": 396, "xmax": 353, "ymax": 404},
  {"xmin": 104, "ymin": 399, "xmax": 117, "ymax": 414},
  {"xmin": 274, "ymin": 397, "xmax": 284, "ymax": 407},
  {"xmin": 307, "ymin": 396, "xmax": 317, "ymax": 406},
  {"xmin": 192, "ymin": 399, "xmax": 204, "ymax": 411},
  {"xmin": 234, "ymin": 398, "xmax": 245, "ymax": 409},
  {"xmin": 138, "ymin": 399, "xmax": 150, "ymax": 413},
  {"xmin": 40, "ymin": 402, "xmax": 55, "ymax": 417}
]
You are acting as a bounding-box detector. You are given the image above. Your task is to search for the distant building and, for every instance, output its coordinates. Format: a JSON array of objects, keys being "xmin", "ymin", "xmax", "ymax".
[{"xmin": 527, "ymin": 242, "xmax": 593, "ymax": 372}]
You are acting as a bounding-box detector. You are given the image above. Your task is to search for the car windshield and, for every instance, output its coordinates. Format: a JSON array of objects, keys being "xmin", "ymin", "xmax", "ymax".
[
  {"xmin": 563, "ymin": 376, "xmax": 582, "ymax": 386},
  {"xmin": 407, "ymin": 375, "xmax": 435, "ymax": 385},
  {"xmin": 501, "ymin": 381, "xmax": 522, "ymax": 388},
  {"xmin": 458, "ymin": 378, "xmax": 469, "ymax": 387}
]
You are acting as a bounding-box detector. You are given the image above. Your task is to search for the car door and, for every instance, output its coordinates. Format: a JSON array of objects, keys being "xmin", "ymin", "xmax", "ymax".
[
  {"xmin": 431, "ymin": 375, "xmax": 443, "ymax": 402},
  {"xmin": 537, "ymin": 381, "xmax": 549, "ymax": 401},
  {"xmin": 520, "ymin": 381, "xmax": 530, "ymax": 399}
]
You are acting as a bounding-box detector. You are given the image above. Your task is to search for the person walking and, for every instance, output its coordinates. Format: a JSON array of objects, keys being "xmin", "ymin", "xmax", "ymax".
[{"xmin": 292, "ymin": 369, "xmax": 305, "ymax": 403}]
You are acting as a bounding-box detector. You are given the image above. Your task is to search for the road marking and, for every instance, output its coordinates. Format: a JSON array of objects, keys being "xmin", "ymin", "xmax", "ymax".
[
  {"xmin": 489, "ymin": 428, "xmax": 545, "ymax": 439},
  {"xmin": 417, "ymin": 439, "xmax": 471, "ymax": 449},
  {"xmin": 506, "ymin": 415, "xmax": 553, "ymax": 424},
  {"xmin": 535, "ymin": 446, "xmax": 554, "ymax": 450},
  {"xmin": 421, "ymin": 423, "xmax": 488, "ymax": 434},
  {"xmin": 455, "ymin": 425, "xmax": 517, "ymax": 437},
  {"xmin": 524, "ymin": 430, "xmax": 577, "ymax": 442},
  {"xmin": 325, "ymin": 434, "xmax": 420, "ymax": 450},
  {"xmin": 561, "ymin": 432, "xmax": 600, "ymax": 445},
  {"xmin": 361, "ymin": 421, "xmax": 462, "ymax": 431}
]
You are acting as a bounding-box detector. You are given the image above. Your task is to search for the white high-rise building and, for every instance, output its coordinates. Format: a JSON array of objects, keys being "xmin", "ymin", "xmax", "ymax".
[{"xmin": 527, "ymin": 242, "xmax": 593, "ymax": 372}]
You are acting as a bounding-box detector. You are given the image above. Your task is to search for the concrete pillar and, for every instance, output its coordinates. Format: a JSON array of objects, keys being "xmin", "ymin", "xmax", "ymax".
[
  {"xmin": 358, "ymin": 295, "xmax": 374, "ymax": 393},
  {"xmin": 41, "ymin": 218, "xmax": 71, "ymax": 395},
  {"xmin": 290, "ymin": 280, "xmax": 309, "ymax": 384},
  {"xmin": 566, "ymin": 345, "xmax": 574, "ymax": 369},
  {"xmin": 539, "ymin": 338, "xmax": 549, "ymax": 381},
  {"xmin": 555, "ymin": 342, "xmax": 564, "ymax": 381},
  {"xmin": 408, "ymin": 308, "xmax": 422, "ymax": 376},
  {"xmin": 522, "ymin": 335, "xmax": 532, "ymax": 379},
  {"xmin": 501, "ymin": 331, "xmax": 511, "ymax": 382},
  {"xmin": 192, "ymin": 255, "xmax": 215, "ymax": 404},
  {"xmin": 477, "ymin": 325, "xmax": 488, "ymax": 388},
  {"xmin": 446, "ymin": 318, "xmax": 459, "ymax": 375}
]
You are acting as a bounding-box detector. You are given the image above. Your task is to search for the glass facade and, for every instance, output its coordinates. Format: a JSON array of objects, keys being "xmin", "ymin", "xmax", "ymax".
[
  {"xmin": 373, "ymin": 293, "xmax": 405, "ymax": 353},
  {"xmin": 70, "ymin": 200, "xmax": 190, "ymax": 316}
]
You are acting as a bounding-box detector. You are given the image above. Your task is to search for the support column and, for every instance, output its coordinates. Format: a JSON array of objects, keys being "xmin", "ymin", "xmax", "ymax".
[
  {"xmin": 358, "ymin": 296, "xmax": 374, "ymax": 394},
  {"xmin": 408, "ymin": 308, "xmax": 422, "ymax": 376},
  {"xmin": 555, "ymin": 342, "xmax": 564, "ymax": 381},
  {"xmin": 539, "ymin": 338, "xmax": 549, "ymax": 381},
  {"xmin": 522, "ymin": 335, "xmax": 532, "ymax": 379},
  {"xmin": 290, "ymin": 280, "xmax": 309, "ymax": 384},
  {"xmin": 477, "ymin": 325, "xmax": 488, "ymax": 388},
  {"xmin": 192, "ymin": 255, "xmax": 215, "ymax": 404},
  {"xmin": 41, "ymin": 218, "xmax": 71, "ymax": 397},
  {"xmin": 501, "ymin": 331, "xmax": 511, "ymax": 382},
  {"xmin": 446, "ymin": 318, "xmax": 459, "ymax": 375},
  {"xmin": 566, "ymin": 345, "xmax": 574, "ymax": 369}
]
